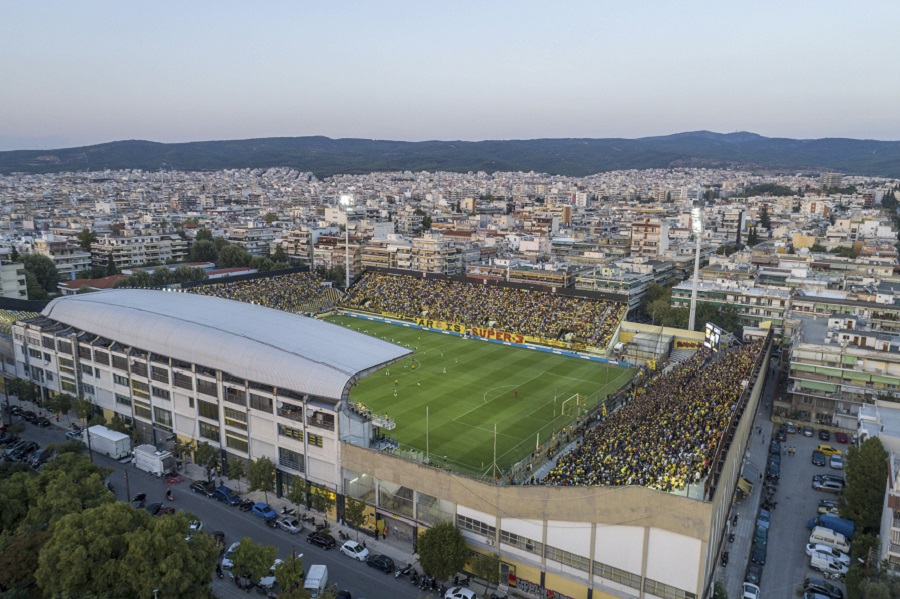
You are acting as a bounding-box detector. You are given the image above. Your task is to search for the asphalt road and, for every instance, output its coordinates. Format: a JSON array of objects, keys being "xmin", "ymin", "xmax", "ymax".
[
  {"xmin": 758, "ymin": 426, "xmax": 849, "ymax": 598},
  {"xmin": 6, "ymin": 415, "xmax": 441, "ymax": 599}
]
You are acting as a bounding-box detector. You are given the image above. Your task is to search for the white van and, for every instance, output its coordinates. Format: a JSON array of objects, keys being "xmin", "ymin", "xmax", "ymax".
[
  {"xmin": 809, "ymin": 527, "xmax": 850, "ymax": 554},
  {"xmin": 810, "ymin": 553, "xmax": 848, "ymax": 578}
]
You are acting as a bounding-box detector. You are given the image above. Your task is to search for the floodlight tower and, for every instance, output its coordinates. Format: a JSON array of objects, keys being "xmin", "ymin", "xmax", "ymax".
[
  {"xmin": 339, "ymin": 195, "xmax": 354, "ymax": 289},
  {"xmin": 688, "ymin": 206, "xmax": 703, "ymax": 331}
]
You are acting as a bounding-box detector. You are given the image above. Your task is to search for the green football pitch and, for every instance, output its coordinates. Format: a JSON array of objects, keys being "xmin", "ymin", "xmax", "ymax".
[{"xmin": 326, "ymin": 314, "xmax": 635, "ymax": 476}]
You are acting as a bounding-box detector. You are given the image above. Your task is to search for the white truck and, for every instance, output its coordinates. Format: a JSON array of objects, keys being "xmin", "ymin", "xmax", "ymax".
[
  {"xmin": 133, "ymin": 444, "xmax": 177, "ymax": 477},
  {"xmin": 303, "ymin": 564, "xmax": 328, "ymax": 598},
  {"xmin": 84, "ymin": 425, "xmax": 131, "ymax": 459}
]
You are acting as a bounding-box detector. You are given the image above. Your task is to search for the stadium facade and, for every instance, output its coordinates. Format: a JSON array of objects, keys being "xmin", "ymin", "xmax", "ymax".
[{"xmin": 9, "ymin": 290, "xmax": 773, "ymax": 599}]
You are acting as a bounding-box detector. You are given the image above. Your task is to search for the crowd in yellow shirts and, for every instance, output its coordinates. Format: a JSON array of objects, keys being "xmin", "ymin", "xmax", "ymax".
[{"xmin": 189, "ymin": 272, "xmax": 334, "ymax": 313}]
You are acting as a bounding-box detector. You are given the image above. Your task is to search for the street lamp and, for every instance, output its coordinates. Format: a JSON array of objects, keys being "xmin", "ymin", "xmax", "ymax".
[{"xmin": 339, "ymin": 195, "xmax": 353, "ymax": 290}]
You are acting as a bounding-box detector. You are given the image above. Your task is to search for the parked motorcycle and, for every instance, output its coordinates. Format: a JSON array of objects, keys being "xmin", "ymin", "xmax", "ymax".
[
  {"xmin": 453, "ymin": 574, "xmax": 471, "ymax": 587},
  {"xmin": 721, "ymin": 551, "xmax": 729, "ymax": 567},
  {"xmin": 300, "ymin": 513, "xmax": 316, "ymax": 523},
  {"xmin": 281, "ymin": 506, "xmax": 296, "ymax": 516},
  {"xmin": 216, "ymin": 564, "xmax": 224, "ymax": 579},
  {"xmin": 395, "ymin": 563, "xmax": 412, "ymax": 579},
  {"xmin": 338, "ymin": 530, "xmax": 350, "ymax": 541}
]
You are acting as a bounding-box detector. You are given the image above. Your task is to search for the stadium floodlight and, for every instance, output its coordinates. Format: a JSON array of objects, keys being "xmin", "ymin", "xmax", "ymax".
[
  {"xmin": 339, "ymin": 195, "xmax": 354, "ymax": 289},
  {"xmin": 688, "ymin": 207, "xmax": 703, "ymax": 331}
]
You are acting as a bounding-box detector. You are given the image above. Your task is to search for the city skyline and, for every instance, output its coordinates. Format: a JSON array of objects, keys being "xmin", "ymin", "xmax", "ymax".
[{"xmin": 2, "ymin": 1, "xmax": 900, "ymax": 151}]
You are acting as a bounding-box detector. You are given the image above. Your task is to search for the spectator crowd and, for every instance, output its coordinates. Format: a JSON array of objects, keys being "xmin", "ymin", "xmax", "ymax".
[
  {"xmin": 544, "ymin": 342, "xmax": 761, "ymax": 492},
  {"xmin": 342, "ymin": 272, "xmax": 626, "ymax": 348},
  {"xmin": 188, "ymin": 272, "xmax": 336, "ymax": 314}
]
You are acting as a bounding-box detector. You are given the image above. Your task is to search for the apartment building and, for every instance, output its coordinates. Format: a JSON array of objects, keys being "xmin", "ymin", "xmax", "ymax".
[
  {"xmin": 33, "ymin": 234, "xmax": 92, "ymax": 280},
  {"xmin": 0, "ymin": 263, "xmax": 27, "ymax": 300},
  {"xmin": 670, "ymin": 281, "xmax": 790, "ymax": 326},
  {"xmin": 90, "ymin": 230, "xmax": 189, "ymax": 269},
  {"xmin": 630, "ymin": 219, "xmax": 669, "ymax": 258},
  {"xmin": 227, "ymin": 225, "xmax": 277, "ymax": 257},
  {"xmin": 410, "ymin": 233, "xmax": 461, "ymax": 274}
]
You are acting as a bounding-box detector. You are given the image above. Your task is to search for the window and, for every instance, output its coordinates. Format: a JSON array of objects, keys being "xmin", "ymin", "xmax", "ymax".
[
  {"xmin": 113, "ymin": 374, "xmax": 129, "ymax": 386},
  {"xmin": 112, "ymin": 355, "xmax": 128, "ymax": 371},
  {"xmin": 307, "ymin": 433, "xmax": 324, "ymax": 447},
  {"xmin": 594, "ymin": 561, "xmax": 642, "ymax": 590},
  {"xmin": 153, "ymin": 407, "xmax": 172, "ymax": 430},
  {"xmin": 249, "ymin": 393, "xmax": 273, "ymax": 413},
  {"xmin": 42, "ymin": 336, "xmax": 54, "ymax": 350},
  {"xmin": 279, "ymin": 447, "xmax": 304, "ymax": 472},
  {"xmin": 199, "ymin": 421, "xmax": 219, "ymax": 441},
  {"xmin": 150, "ymin": 353, "xmax": 168, "ymax": 365},
  {"xmin": 59, "ymin": 357, "xmax": 75, "ymax": 375},
  {"xmin": 134, "ymin": 400, "xmax": 152, "ymax": 421},
  {"xmin": 94, "ymin": 350, "xmax": 109, "ymax": 365},
  {"xmin": 81, "ymin": 363, "xmax": 94, "ymax": 376},
  {"xmin": 28, "ymin": 347, "xmax": 42, "ymax": 359},
  {"xmin": 224, "ymin": 387, "xmax": 246, "ymax": 406},
  {"xmin": 278, "ymin": 424, "xmax": 303, "ymax": 441},
  {"xmin": 250, "ymin": 381, "xmax": 274, "ymax": 394},
  {"xmin": 79, "ymin": 345, "xmax": 92, "ymax": 360},
  {"xmin": 57, "ymin": 341, "xmax": 72, "ymax": 355},
  {"xmin": 131, "ymin": 381, "xmax": 149, "ymax": 399},
  {"xmin": 131, "ymin": 361, "xmax": 147, "ymax": 378},
  {"xmin": 151, "ymin": 366, "xmax": 169, "ymax": 384},
  {"xmin": 222, "ymin": 372, "xmax": 244, "ymax": 385},
  {"xmin": 174, "ymin": 372, "xmax": 193, "ymax": 390},
  {"xmin": 545, "ymin": 545, "xmax": 589, "ymax": 572},
  {"xmin": 152, "ymin": 386, "xmax": 171, "ymax": 400},
  {"xmin": 457, "ymin": 515, "xmax": 496, "ymax": 536},
  {"xmin": 500, "ymin": 530, "xmax": 542, "ymax": 555},
  {"xmin": 197, "ymin": 379, "xmax": 218, "ymax": 397},
  {"xmin": 198, "ymin": 400, "xmax": 219, "ymax": 421},
  {"xmin": 224, "ymin": 407, "xmax": 247, "ymax": 430},
  {"xmin": 81, "ymin": 383, "xmax": 96, "ymax": 396},
  {"xmin": 60, "ymin": 378, "xmax": 77, "ymax": 394},
  {"xmin": 226, "ymin": 430, "xmax": 248, "ymax": 453},
  {"xmin": 644, "ymin": 578, "xmax": 695, "ymax": 599},
  {"xmin": 116, "ymin": 393, "xmax": 131, "ymax": 407}
]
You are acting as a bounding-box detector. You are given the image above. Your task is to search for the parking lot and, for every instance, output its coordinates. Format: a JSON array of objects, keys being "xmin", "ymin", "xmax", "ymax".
[{"xmin": 756, "ymin": 423, "xmax": 849, "ymax": 598}]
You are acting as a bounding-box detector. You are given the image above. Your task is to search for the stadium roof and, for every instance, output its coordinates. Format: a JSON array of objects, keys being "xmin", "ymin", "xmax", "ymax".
[{"xmin": 41, "ymin": 289, "xmax": 410, "ymax": 400}]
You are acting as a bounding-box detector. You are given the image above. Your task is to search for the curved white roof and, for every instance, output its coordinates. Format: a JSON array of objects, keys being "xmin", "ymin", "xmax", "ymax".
[{"xmin": 41, "ymin": 289, "xmax": 410, "ymax": 400}]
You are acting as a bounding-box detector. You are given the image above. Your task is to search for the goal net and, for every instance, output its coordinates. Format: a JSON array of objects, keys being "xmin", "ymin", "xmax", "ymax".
[{"xmin": 561, "ymin": 393, "xmax": 587, "ymax": 417}]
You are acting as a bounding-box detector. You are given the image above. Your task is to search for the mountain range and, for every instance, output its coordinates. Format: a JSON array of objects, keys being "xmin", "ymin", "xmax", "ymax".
[{"xmin": 1, "ymin": 131, "xmax": 899, "ymax": 178}]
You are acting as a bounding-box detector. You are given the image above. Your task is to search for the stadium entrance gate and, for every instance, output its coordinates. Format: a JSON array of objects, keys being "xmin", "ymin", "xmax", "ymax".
[{"xmin": 376, "ymin": 512, "xmax": 416, "ymax": 549}]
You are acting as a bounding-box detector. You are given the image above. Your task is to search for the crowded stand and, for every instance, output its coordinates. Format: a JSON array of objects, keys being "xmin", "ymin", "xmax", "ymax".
[
  {"xmin": 343, "ymin": 271, "xmax": 626, "ymax": 348},
  {"xmin": 544, "ymin": 342, "xmax": 761, "ymax": 491},
  {"xmin": 188, "ymin": 272, "xmax": 335, "ymax": 314}
]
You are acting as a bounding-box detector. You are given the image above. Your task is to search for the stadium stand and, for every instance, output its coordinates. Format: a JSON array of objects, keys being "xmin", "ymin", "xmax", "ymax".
[
  {"xmin": 0, "ymin": 309, "xmax": 40, "ymax": 336},
  {"xmin": 342, "ymin": 271, "xmax": 626, "ymax": 349},
  {"xmin": 187, "ymin": 272, "xmax": 337, "ymax": 314},
  {"xmin": 543, "ymin": 342, "xmax": 761, "ymax": 491}
]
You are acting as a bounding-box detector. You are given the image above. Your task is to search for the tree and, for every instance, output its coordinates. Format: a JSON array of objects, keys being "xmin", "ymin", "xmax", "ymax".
[
  {"xmin": 286, "ymin": 480, "xmax": 307, "ymax": 512},
  {"xmin": 194, "ymin": 441, "xmax": 219, "ymax": 479},
  {"xmin": 308, "ymin": 486, "xmax": 335, "ymax": 517},
  {"xmin": 24, "ymin": 269, "xmax": 48, "ymax": 300},
  {"xmin": 746, "ymin": 226, "xmax": 758, "ymax": 247},
  {"xmin": 758, "ymin": 204, "xmax": 771, "ymax": 230},
  {"xmin": 8, "ymin": 246, "xmax": 19, "ymax": 262},
  {"xmin": 0, "ymin": 529, "xmax": 52, "ymax": 593},
  {"xmin": 416, "ymin": 521, "xmax": 469, "ymax": 583},
  {"xmin": 810, "ymin": 242, "xmax": 827, "ymax": 252},
  {"xmin": 834, "ymin": 246, "xmax": 860, "ymax": 259},
  {"xmin": 195, "ymin": 228, "xmax": 213, "ymax": 242},
  {"xmin": 422, "ymin": 214, "xmax": 432, "ymax": 231},
  {"xmin": 250, "ymin": 256, "xmax": 275, "ymax": 272},
  {"xmin": 46, "ymin": 392, "xmax": 73, "ymax": 422},
  {"xmin": 151, "ymin": 266, "xmax": 171, "ymax": 287},
  {"xmin": 77, "ymin": 228, "xmax": 98, "ymax": 252},
  {"xmin": 342, "ymin": 497, "xmax": 367, "ymax": 541},
  {"xmin": 105, "ymin": 252, "xmax": 118, "ymax": 276},
  {"xmin": 72, "ymin": 395, "xmax": 94, "ymax": 425},
  {"xmin": 470, "ymin": 552, "xmax": 501, "ymax": 592},
  {"xmin": 248, "ymin": 456, "xmax": 276, "ymax": 503},
  {"xmin": 190, "ymin": 239, "xmax": 218, "ymax": 263},
  {"xmin": 840, "ymin": 437, "xmax": 889, "ymax": 533},
  {"xmin": 273, "ymin": 551, "xmax": 306, "ymax": 593},
  {"xmin": 218, "ymin": 244, "xmax": 253, "ymax": 268},
  {"xmin": 263, "ymin": 213, "xmax": 278, "ymax": 225},
  {"xmin": 272, "ymin": 244, "xmax": 288, "ymax": 263},
  {"xmin": 227, "ymin": 458, "xmax": 246, "ymax": 492},
  {"xmin": 230, "ymin": 537, "xmax": 277, "ymax": 585}
]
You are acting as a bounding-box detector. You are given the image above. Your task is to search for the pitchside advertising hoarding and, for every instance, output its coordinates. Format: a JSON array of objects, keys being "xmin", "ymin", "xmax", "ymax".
[{"xmin": 413, "ymin": 317, "xmax": 588, "ymax": 351}]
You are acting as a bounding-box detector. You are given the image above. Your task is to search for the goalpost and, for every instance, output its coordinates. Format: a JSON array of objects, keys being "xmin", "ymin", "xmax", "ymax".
[{"xmin": 560, "ymin": 393, "xmax": 587, "ymax": 418}]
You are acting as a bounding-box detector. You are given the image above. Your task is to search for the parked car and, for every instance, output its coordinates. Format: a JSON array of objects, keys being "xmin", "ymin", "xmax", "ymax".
[
  {"xmin": 802, "ymin": 577, "xmax": 844, "ymax": 599},
  {"xmin": 21, "ymin": 411, "xmax": 37, "ymax": 423},
  {"xmin": 835, "ymin": 432, "xmax": 849, "ymax": 444},
  {"xmin": 819, "ymin": 429, "xmax": 831, "ymax": 441},
  {"xmin": 190, "ymin": 480, "xmax": 217, "ymax": 497},
  {"xmin": 742, "ymin": 583, "xmax": 761, "ymax": 599},
  {"xmin": 812, "ymin": 451, "xmax": 826, "ymax": 466},
  {"xmin": 251, "ymin": 503, "xmax": 277, "ymax": 521},
  {"xmin": 34, "ymin": 416, "xmax": 51, "ymax": 427},
  {"xmin": 145, "ymin": 503, "xmax": 175, "ymax": 516},
  {"xmin": 812, "ymin": 478, "xmax": 844, "ymax": 493},
  {"xmin": 806, "ymin": 543, "xmax": 850, "ymax": 565},
  {"xmin": 750, "ymin": 542, "xmax": 767, "ymax": 565},
  {"xmin": 65, "ymin": 430, "xmax": 82, "ymax": 442},
  {"xmin": 340, "ymin": 540, "xmax": 369, "ymax": 561},
  {"xmin": 814, "ymin": 474, "xmax": 846, "ymax": 485},
  {"xmin": 222, "ymin": 542, "xmax": 240, "ymax": 570},
  {"xmin": 9, "ymin": 406, "xmax": 22, "ymax": 416},
  {"xmin": 803, "ymin": 426, "xmax": 815, "ymax": 437},
  {"xmin": 775, "ymin": 428, "xmax": 787, "ymax": 442},
  {"xmin": 214, "ymin": 486, "xmax": 241, "ymax": 506},
  {"xmin": 753, "ymin": 525, "xmax": 768, "ymax": 546},
  {"xmin": 444, "ymin": 588, "xmax": 477, "ymax": 599},
  {"xmin": 768, "ymin": 440, "xmax": 781, "ymax": 455},
  {"xmin": 277, "ymin": 517, "xmax": 302, "ymax": 534},
  {"xmin": 365, "ymin": 554, "xmax": 394, "ymax": 573},
  {"xmin": 744, "ymin": 562, "xmax": 762, "ymax": 586},
  {"xmin": 767, "ymin": 459, "xmax": 780, "ymax": 479},
  {"xmin": 786, "ymin": 421, "xmax": 797, "ymax": 434},
  {"xmin": 30, "ymin": 449, "xmax": 55, "ymax": 469},
  {"xmin": 830, "ymin": 455, "xmax": 844, "ymax": 470},
  {"xmin": 258, "ymin": 558, "xmax": 284, "ymax": 590},
  {"xmin": 817, "ymin": 444, "xmax": 842, "ymax": 456},
  {"xmin": 307, "ymin": 531, "xmax": 337, "ymax": 549},
  {"xmin": 818, "ymin": 499, "xmax": 840, "ymax": 515},
  {"xmin": 756, "ymin": 509, "xmax": 770, "ymax": 529}
]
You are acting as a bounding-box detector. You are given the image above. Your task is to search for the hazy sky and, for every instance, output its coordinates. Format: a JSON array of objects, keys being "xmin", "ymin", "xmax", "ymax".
[{"xmin": 2, "ymin": 1, "xmax": 899, "ymax": 150}]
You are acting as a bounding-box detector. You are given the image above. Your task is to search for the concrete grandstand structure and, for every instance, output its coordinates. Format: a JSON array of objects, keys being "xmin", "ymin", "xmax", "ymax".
[{"xmin": 7, "ymin": 290, "xmax": 774, "ymax": 599}]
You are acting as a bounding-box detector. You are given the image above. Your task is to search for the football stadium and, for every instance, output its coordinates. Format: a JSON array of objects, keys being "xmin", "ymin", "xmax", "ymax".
[{"xmin": 5, "ymin": 269, "xmax": 774, "ymax": 599}]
